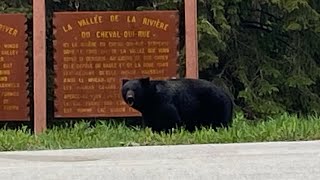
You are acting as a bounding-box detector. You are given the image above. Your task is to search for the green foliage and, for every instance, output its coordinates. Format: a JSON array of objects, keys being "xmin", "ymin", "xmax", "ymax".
[
  {"xmin": 0, "ymin": 0, "xmax": 32, "ymax": 17},
  {"xmin": 1, "ymin": 0, "xmax": 319, "ymax": 120},
  {"xmin": 195, "ymin": 0, "xmax": 320, "ymax": 118}
]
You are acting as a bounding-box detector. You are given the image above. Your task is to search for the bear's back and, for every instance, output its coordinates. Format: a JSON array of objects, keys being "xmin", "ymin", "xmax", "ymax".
[
  {"xmin": 149, "ymin": 78, "xmax": 228, "ymax": 104},
  {"xmin": 164, "ymin": 78, "xmax": 221, "ymax": 93}
]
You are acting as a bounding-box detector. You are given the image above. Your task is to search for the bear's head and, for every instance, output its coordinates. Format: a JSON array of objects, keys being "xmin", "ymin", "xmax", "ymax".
[{"xmin": 121, "ymin": 77, "xmax": 151, "ymax": 110}]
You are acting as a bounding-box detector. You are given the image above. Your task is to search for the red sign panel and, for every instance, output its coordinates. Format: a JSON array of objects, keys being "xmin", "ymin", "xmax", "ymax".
[
  {"xmin": 53, "ymin": 11, "xmax": 179, "ymax": 118},
  {"xmin": 0, "ymin": 14, "xmax": 29, "ymax": 121}
]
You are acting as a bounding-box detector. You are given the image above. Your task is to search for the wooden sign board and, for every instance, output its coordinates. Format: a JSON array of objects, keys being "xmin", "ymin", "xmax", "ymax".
[
  {"xmin": 53, "ymin": 11, "xmax": 179, "ymax": 118},
  {"xmin": 0, "ymin": 14, "xmax": 29, "ymax": 121}
]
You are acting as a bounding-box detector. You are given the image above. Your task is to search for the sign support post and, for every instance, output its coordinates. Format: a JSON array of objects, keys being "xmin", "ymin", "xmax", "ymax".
[
  {"xmin": 33, "ymin": 0, "xmax": 47, "ymax": 134},
  {"xmin": 184, "ymin": 0, "xmax": 198, "ymax": 78}
]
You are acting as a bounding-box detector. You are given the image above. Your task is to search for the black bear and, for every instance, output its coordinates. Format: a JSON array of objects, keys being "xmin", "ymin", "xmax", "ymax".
[{"xmin": 121, "ymin": 77, "xmax": 233, "ymax": 132}]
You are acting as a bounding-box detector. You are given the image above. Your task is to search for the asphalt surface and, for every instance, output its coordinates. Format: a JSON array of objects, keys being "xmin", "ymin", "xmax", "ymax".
[{"xmin": 0, "ymin": 140, "xmax": 320, "ymax": 180}]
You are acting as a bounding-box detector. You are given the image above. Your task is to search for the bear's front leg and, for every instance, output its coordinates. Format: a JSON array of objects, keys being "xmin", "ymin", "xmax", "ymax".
[
  {"xmin": 141, "ymin": 114, "xmax": 151, "ymax": 129},
  {"xmin": 143, "ymin": 105, "xmax": 181, "ymax": 133}
]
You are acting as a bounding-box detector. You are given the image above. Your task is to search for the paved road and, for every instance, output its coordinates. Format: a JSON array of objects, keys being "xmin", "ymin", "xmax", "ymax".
[{"xmin": 0, "ymin": 140, "xmax": 320, "ymax": 180}]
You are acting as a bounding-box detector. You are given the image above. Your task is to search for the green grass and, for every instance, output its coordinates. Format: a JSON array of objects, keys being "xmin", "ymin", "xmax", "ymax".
[{"xmin": 0, "ymin": 113, "xmax": 320, "ymax": 151}]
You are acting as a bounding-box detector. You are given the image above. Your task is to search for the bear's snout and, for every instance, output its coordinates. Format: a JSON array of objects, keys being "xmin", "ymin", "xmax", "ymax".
[{"xmin": 126, "ymin": 90, "xmax": 135, "ymax": 107}]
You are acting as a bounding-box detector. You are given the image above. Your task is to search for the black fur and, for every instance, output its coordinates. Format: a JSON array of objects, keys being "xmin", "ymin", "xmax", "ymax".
[{"xmin": 121, "ymin": 77, "xmax": 233, "ymax": 132}]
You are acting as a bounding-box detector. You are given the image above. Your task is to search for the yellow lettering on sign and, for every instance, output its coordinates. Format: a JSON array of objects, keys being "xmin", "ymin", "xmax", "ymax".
[
  {"xmin": 85, "ymin": 101, "xmax": 100, "ymax": 106},
  {"xmin": 110, "ymin": 15, "xmax": 119, "ymax": 22},
  {"xmin": 3, "ymin": 105, "xmax": 19, "ymax": 111},
  {"xmin": 80, "ymin": 41, "xmax": 96, "ymax": 47},
  {"xmin": 81, "ymin": 31, "xmax": 91, "ymax": 38},
  {"xmin": 77, "ymin": 15, "xmax": 103, "ymax": 27},
  {"xmin": 76, "ymin": 85, "xmax": 95, "ymax": 90},
  {"xmin": 64, "ymin": 94, "xmax": 81, "ymax": 99},
  {"xmin": 147, "ymin": 48, "xmax": 156, "ymax": 53},
  {"xmin": 108, "ymin": 42, "xmax": 124, "ymax": 47},
  {"xmin": 127, "ymin": 15, "xmax": 136, "ymax": 23},
  {"xmin": 63, "ymin": 63, "xmax": 93, "ymax": 69},
  {"xmin": 85, "ymin": 56, "xmax": 106, "ymax": 62},
  {"xmin": 102, "ymin": 63, "xmax": 117, "ymax": 68},
  {"xmin": 86, "ymin": 49, "xmax": 98, "ymax": 55},
  {"xmin": 141, "ymin": 69, "xmax": 165, "ymax": 75},
  {"xmin": 3, "ymin": 44, "xmax": 18, "ymax": 49},
  {"xmin": 129, "ymin": 48, "xmax": 145, "ymax": 54},
  {"xmin": 70, "ymin": 42, "xmax": 78, "ymax": 48},
  {"xmin": 142, "ymin": 17, "xmax": 169, "ymax": 31},
  {"xmin": 2, "ymin": 91, "xmax": 19, "ymax": 97},
  {"xmin": 0, "ymin": 83, "xmax": 19, "ymax": 88},
  {"xmin": 55, "ymin": 12, "xmax": 178, "ymax": 117},
  {"xmin": 63, "ymin": 24, "xmax": 73, "ymax": 32},
  {"xmin": 123, "ymin": 31, "xmax": 135, "ymax": 38},
  {"xmin": 137, "ymin": 31, "xmax": 150, "ymax": 38},
  {"xmin": 120, "ymin": 70, "xmax": 137, "ymax": 76},
  {"xmin": 97, "ymin": 108, "xmax": 106, "ymax": 113},
  {"xmin": 87, "ymin": 77, "xmax": 105, "ymax": 83},
  {"xmin": 0, "ymin": 70, "xmax": 10, "ymax": 75},
  {"xmin": 96, "ymin": 31, "xmax": 121, "ymax": 38},
  {"xmin": 64, "ymin": 108, "xmax": 72, "ymax": 113},
  {"xmin": 117, "ymin": 56, "xmax": 133, "ymax": 61},
  {"xmin": 105, "ymin": 77, "xmax": 116, "ymax": 83},
  {"xmin": 63, "ymin": 70, "xmax": 94, "ymax": 76},
  {"xmin": 98, "ymin": 70, "xmax": 116, "ymax": 76},
  {"xmin": 154, "ymin": 55, "xmax": 169, "ymax": 61},
  {"xmin": 2, "ymin": 63, "xmax": 12, "ymax": 68},
  {"xmin": 0, "ymin": 24, "xmax": 18, "ymax": 36},
  {"xmin": 98, "ymin": 84, "xmax": 116, "ymax": 90},
  {"xmin": 63, "ymin": 64, "xmax": 72, "ymax": 70},
  {"xmin": 0, "ymin": 76, "xmax": 8, "ymax": 82},
  {"xmin": 78, "ymin": 78, "xmax": 85, "ymax": 83},
  {"xmin": 156, "ymin": 62, "xmax": 169, "ymax": 67},
  {"xmin": 110, "ymin": 107, "xmax": 126, "ymax": 113},
  {"xmin": 158, "ymin": 48, "xmax": 170, "ymax": 53},
  {"xmin": 63, "ymin": 85, "xmax": 72, "ymax": 91},
  {"xmin": 77, "ymin": 108, "xmax": 93, "ymax": 113},
  {"xmin": 3, "ymin": 99, "xmax": 9, "ymax": 104},
  {"xmin": 89, "ymin": 94, "xmax": 102, "ymax": 99},
  {"xmin": 63, "ymin": 78, "xmax": 76, "ymax": 83},
  {"xmin": 63, "ymin": 57, "xmax": 77, "ymax": 62},
  {"xmin": 63, "ymin": 43, "xmax": 69, "ymax": 48},
  {"xmin": 143, "ymin": 62, "xmax": 154, "ymax": 68},
  {"xmin": 63, "ymin": 49, "xmax": 75, "ymax": 55},
  {"xmin": 147, "ymin": 41, "xmax": 169, "ymax": 46},
  {"xmin": 1, "ymin": 50, "xmax": 18, "ymax": 56},
  {"xmin": 99, "ymin": 42, "xmax": 106, "ymax": 47}
]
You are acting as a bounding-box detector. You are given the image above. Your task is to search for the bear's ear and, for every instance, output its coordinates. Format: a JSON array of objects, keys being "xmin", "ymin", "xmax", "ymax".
[
  {"xmin": 122, "ymin": 79, "xmax": 129, "ymax": 86},
  {"xmin": 140, "ymin": 77, "xmax": 150, "ymax": 86}
]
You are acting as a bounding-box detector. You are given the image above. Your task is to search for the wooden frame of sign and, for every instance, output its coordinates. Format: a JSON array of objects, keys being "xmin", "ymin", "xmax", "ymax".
[{"xmin": 32, "ymin": 0, "xmax": 198, "ymax": 134}]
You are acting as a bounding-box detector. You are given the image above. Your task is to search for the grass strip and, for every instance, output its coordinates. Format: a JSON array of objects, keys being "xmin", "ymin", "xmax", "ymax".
[{"xmin": 0, "ymin": 113, "xmax": 319, "ymax": 151}]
